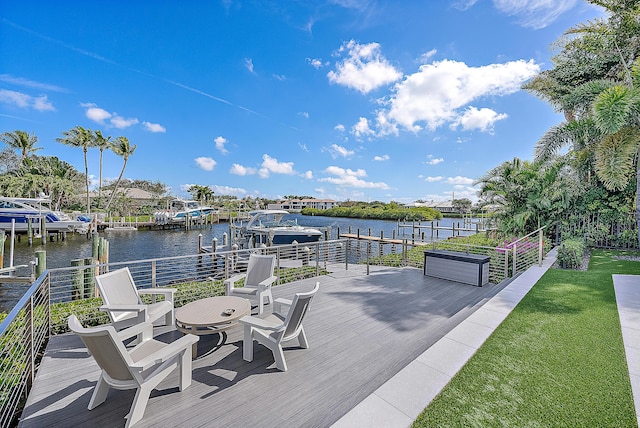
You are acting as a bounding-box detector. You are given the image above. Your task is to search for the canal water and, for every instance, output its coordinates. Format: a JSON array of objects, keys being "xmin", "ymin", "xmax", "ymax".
[{"xmin": 0, "ymin": 215, "xmax": 474, "ymax": 312}]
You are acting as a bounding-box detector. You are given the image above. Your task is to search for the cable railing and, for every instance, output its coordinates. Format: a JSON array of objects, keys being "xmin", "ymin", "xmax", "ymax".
[{"xmin": 0, "ymin": 231, "xmax": 548, "ymax": 427}]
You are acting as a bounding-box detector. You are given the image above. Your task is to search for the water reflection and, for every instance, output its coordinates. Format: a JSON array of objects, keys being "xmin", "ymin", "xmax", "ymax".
[{"xmin": 0, "ymin": 215, "xmax": 473, "ymax": 312}]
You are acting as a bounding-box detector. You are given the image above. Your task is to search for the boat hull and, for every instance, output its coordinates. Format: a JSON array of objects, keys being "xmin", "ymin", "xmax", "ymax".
[{"xmin": 270, "ymin": 233, "xmax": 322, "ymax": 245}]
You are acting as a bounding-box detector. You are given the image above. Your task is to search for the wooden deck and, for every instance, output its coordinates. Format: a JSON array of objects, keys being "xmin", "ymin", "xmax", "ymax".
[{"xmin": 19, "ymin": 265, "xmax": 510, "ymax": 428}]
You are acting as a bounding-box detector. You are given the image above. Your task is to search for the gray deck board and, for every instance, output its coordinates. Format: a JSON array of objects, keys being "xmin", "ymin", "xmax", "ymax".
[{"xmin": 19, "ymin": 265, "xmax": 508, "ymax": 428}]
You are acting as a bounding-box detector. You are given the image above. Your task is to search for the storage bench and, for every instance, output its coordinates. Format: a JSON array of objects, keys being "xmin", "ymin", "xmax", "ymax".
[{"xmin": 423, "ymin": 250, "xmax": 490, "ymax": 287}]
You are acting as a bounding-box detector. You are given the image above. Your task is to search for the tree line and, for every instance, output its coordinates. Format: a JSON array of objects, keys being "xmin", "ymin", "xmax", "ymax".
[
  {"xmin": 475, "ymin": 0, "xmax": 640, "ymax": 248},
  {"xmin": 0, "ymin": 126, "xmax": 135, "ymax": 214}
]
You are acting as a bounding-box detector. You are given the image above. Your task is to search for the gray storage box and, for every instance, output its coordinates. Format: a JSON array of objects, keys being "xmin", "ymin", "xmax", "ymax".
[{"xmin": 424, "ymin": 250, "xmax": 490, "ymax": 286}]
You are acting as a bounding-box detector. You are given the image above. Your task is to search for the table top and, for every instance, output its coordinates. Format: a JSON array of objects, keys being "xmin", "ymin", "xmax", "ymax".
[{"xmin": 175, "ymin": 296, "xmax": 251, "ymax": 327}]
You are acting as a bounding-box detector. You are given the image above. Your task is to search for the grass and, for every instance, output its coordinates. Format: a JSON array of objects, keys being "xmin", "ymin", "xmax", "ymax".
[{"xmin": 413, "ymin": 249, "xmax": 640, "ymax": 427}]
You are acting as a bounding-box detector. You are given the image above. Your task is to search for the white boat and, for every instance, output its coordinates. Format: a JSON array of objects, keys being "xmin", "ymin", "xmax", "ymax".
[
  {"xmin": 154, "ymin": 199, "xmax": 215, "ymax": 225},
  {"xmin": 0, "ymin": 197, "xmax": 90, "ymax": 233},
  {"xmin": 237, "ymin": 210, "xmax": 323, "ymax": 246}
]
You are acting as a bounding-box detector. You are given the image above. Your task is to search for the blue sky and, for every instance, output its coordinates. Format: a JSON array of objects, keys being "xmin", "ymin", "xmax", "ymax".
[{"xmin": 0, "ymin": 1, "xmax": 602, "ymax": 204}]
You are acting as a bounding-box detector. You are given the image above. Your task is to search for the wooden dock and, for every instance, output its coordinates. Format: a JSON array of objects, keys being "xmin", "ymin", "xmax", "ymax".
[
  {"xmin": 19, "ymin": 265, "xmax": 509, "ymax": 428},
  {"xmin": 339, "ymin": 233, "xmax": 430, "ymax": 246}
]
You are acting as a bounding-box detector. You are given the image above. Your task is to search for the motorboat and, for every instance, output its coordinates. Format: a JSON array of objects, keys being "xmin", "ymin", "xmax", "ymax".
[
  {"xmin": 0, "ymin": 197, "xmax": 90, "ymax": 233},
  {"xmin": 236, "ymin": 209, "xmax": 323, "ymax": 247},
  {"xmin": 154, "ymin": 199, "xmax": 215, "ymax": 225}
]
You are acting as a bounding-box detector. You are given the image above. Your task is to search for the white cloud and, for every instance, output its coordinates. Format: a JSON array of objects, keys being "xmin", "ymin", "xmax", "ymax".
[
  {"xmin": 425, "ymin": 176, "xmax": 443, "ymax": 182},
  {"xmin": 453, "ymin": 0, "xmax": 479, "ymax": 11},
  {"xmin": 373, "ymin": 154, "xmax": 389, "ymax": 161},
  {"xmin": 493, "ymin": 0, "xmax": 578, "ymax": 29},
  {"xmin": 319, "ymin": 166, "xmax": 390, "ymax": 189},
  {"xmin": 230, "ymin": 163, "xmax": 257, "ymax": 176},
  {"xmin": 110, "ymin": 115, "xmax": 139, "ymax": 129},
  {"xmin": 210, "ymin": 184, "xmax": 247, "ymax": 197},
  {"xmin": 0, "ymin": 89, "xmax": 55, "ymax": 111},
  {"xmin": 328, "ymin": 144, "xmax": 355, "ymax": 158},
  {"xmin": 378, "ymin": 59, "xmax": 539, "ymax": 134},
  {"xmin": 214, "ymin": 136, "xmax": 229, "ymax": 154},
  {"xmin": 259, "ymin": 154, "xmax": 295, "ymax": 178},
  {"xmin": 327, "ymin": 40, "xmax": 402, "ymax": 94},
  {"xmin": 32, "ymin": 95, "xmax": 55, "ymax": 111},
  {"xmin": 299, "ymin": 142, "xmax": 308, "ymax": 152},
  {"xmin": 0, "ymin": 74, "xmax": 67, "ymax": 92},
  {"xmin": 195, "ymin": 157, "xmax": 216, "ymax": 171},
  {"xmin": 82, "ymin": 103, "xmax": 111, "ymax": 123},
  {"xmin": 142, "ymin": 121, "xmax": 166, "ymax": 133},
  {"xmin": 299, "ymin": 111, "xmax": 310, "ymax": 118},
  {"xmin": 425, "ymin": 155, "xmax": 444, "ymax": 165},
  {"xmin": 82, "ymin": 103, "xmax": 140, "ymax": 129},
  {"xmin": 273, "ymin": 74, "xmax": 286, "ymax": 81},
  {"xmin": 418, "ymin": 49, "xmax": 438, "ymax": 64},
  {"xmin": 307, "ymin": 58, "xmax": 324, "ymax": 69},
  {"xmin": 303, "ymin": 170, "xmax": 313, "ymax": 179},
  {"xmin": 446, "ymin": 176, "xmax": 475, "ymax": 185},
  {"xmin": 335, "ymin": 124, "xmax": 345, "ymax": 132},
  {"xmin": 351, "ymin": 117, "xmax": 375, "ymax": 139},
  {"xmin": 450, "ymin": 106, "xmax": 508, "ymax": 133},
  {"xmin": 244, "ymin": 58, "xmax": 255, "ymax": 73}
]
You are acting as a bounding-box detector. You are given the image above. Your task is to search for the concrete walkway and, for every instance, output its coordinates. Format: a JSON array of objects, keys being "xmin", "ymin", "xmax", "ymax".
[
  {"xmin": 613, "ymin": 274, "xmax": 640, "ymax": 428},
  {"xmin": 333, "ymin": 250, "xmax": 560, "ymax": 427}
]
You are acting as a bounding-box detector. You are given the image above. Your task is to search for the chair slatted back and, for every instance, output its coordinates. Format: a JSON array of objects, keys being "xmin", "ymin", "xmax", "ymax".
[
  {"xmin": 95, "ymin": 267, "xmax": 141, "ymax": 322},
  {"xmin": 245, "ymin": 254, "xmax": 276, "ymax": 286},
  {"xmin": 68, "ymin": 315, "xmax": 134, "ymax": 381},
  {"xmin": 282, "ymin": 282, "xmax": 319, "ymax": 341}
]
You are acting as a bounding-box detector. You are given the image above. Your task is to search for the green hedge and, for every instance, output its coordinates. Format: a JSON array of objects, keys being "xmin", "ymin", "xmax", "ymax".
[{"xmin": 557, "ymin": 238, "xmax": 586, "ymax": 269}]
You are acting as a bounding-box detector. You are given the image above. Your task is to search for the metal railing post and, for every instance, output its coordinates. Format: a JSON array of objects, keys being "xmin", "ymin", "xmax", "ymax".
[
  {"xmin": 512, "ymin": 242, "xmax": 517, "ymax": 275},
  {"xmin": 366, "ymin": 241, "xmax": 371, "ymax": 275},
  {"xmin": 538, "ymin": 228, "xmax": 543, "ymax": 266},
  {"xmin": 151, "ymin": 260, "xmax": 157, "ymax": 288},
  {"xmin": 504, "ymin": 249, "xmax": 508, "ymax": 279},
  {"xmin": 27, "ymin": 295, "xmax": 35, "ymax": 391}
]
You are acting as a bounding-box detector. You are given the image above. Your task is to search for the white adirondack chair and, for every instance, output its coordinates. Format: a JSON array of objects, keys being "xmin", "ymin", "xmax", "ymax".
[
  {"xmin": 239, "ymin": 282, "xmax": 319, "ymax": 371},
  {"xmin": 95, "ymin": 267, "xmax": 176, "ymax": 330},
  {"xmin": 67, "ymin": 315, "xmax": 199, "ymax": 428},
  {"xmin": 225, "ymin": 253, "xmax": 277, "ymax": 315}
]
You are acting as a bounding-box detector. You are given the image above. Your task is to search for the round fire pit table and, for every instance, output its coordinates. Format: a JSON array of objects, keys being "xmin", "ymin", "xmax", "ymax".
[{"xmin": 175, "ymin": 296, "xmax": 251, "ymax": 357}]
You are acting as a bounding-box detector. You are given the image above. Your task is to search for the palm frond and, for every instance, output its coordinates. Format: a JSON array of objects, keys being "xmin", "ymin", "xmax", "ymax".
[
  {"xmin": 594, "ymin": 127, "xmax": 639, "ymax": 190},
  {"xmin": 593, "ymin": 85, "xmax": 634, "ymax": 133}
]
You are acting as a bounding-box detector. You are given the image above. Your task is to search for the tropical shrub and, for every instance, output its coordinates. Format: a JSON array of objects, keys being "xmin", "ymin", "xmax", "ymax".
[{"xmin": 557, "ymin": 238, "xmax": 586, "ymax": 269}]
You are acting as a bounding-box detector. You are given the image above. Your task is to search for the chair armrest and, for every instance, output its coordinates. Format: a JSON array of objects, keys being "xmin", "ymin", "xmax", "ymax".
[
  {"xmin": 132, "ymin": 334, "xmax": 200, "ymax": 371},
  {"xmin": 224, "ymin": 273, "xmax": 246, "ymax": 286},
  {"xmin": 100, "ymin": 304, "xmax": 146, "ymax": 313},
  {"xmin": 225, "ymin": 273, "xmax": 247, "ymax": 295},
  {"xmin": 138, "ymin": 288, "xmax": 176, "ymax": 297},
  {"xmin": 117, "ymin": 322, "xmax": 154, "ymax": 342},
  {"xmin": 257, "ymin": 275, "xmax": 278, "ymax": 289},
  {"xmin": 273, "ymin": 298, "xmax": 292, "ymax": 315},
  {"xmin": 138, "ymin": 288, "xmax": 176, "ymax": 303},
  {"xmin": 239, "ymin": 315, "xmax": 285, "ymax": 331}
]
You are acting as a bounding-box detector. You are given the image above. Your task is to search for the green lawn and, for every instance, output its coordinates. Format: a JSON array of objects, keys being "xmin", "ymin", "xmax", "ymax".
[{"xmin": 413, "ymin": 249, "xmax": 640, "ymax": 427}]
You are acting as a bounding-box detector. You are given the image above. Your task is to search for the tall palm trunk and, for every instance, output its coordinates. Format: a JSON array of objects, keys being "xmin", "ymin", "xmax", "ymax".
[
  {"xmin": 104, "ymin": 159, "xmax": 127, "ymax": 212},
  {"xmin": 83, "ymin": 147, "xmax": 90, "ymax": 216},
  {"xmin": 636, "ymin": 154, "xmax": 640, "ymax": 247}
]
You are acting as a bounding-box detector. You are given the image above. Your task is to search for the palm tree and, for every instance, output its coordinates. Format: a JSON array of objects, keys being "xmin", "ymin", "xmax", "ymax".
[
  {"xmin": 93, "ymin": 130, "xmax": 112, "ymax": 209},
  {"xmin": 0, "ymin": 130, "xmax": 43, "ymax": 161},
  {"xmin": 105, "ymin": 136, "xmax": 136, "ymax": 212},
  {"xmin": 591, "ymin": 59, "xmax": 640, "ymax": 245},
  {"xmin": 57, "ymin": 126, "xmax": 95, "ymax": 215}
]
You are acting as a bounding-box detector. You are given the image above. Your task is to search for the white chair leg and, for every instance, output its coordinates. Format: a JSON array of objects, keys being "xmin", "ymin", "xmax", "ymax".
[
  {"xmin": 165, "ymin": 309, "xmax": 175, "ymax": 327},
  {"xmin": 272, "ymin": 344, "xmax": 288, "ymax": 372},
  {"xmin": 243, "ymin": 325, "xmax": 254, "ymax": 362},
  {"xmin": 257, "ymin": 296, "xmax": 264, "ymax": 315},
  {"xmin": 126, "ymin": 385, "xmax": 152, "ymax": 428},
  {"xmin": 88, "ymin": 374, "xmax": 110, "ymax": 410},
  {"xmin": 179, "ymin": 349, "xmax": 193, "ymax": 391},
  {"xmin": 297, "ymin": 327, "xmax": 309, "ymax": 349}
]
